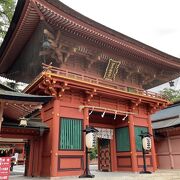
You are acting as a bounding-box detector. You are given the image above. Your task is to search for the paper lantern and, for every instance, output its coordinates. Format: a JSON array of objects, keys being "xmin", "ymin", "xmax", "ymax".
[
  {"xmin": 142, "ymin": 137, "xmax": 151, "ymax": 151},
  {"xmin": 19, "ymin": 118, "xmax": 27, "ymax": 127},
  {"xmin": 85, "ymin": 132, "xmax": 94, "ymax": 148}
]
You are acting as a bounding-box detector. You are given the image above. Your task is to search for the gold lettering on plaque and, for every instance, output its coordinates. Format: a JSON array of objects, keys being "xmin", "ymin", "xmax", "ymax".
[{"xmin": 104, "ymin": 59, "xmax": 120, "ymax": 80}]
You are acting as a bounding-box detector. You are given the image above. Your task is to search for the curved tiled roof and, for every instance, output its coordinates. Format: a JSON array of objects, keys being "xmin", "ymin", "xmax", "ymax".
[
  {"xmin": 47, "ymin": 0, "xmax": 180, "ymax": 61},
  {"xmin": 0, "ymin": 89, "xmax": 52, "ymax": 103},
  {"xmin": 152, "ymin": 101, "xmax": 180, "ymax": 129},
  {"xmin": 0, "ymin": 0, "xmax": 179, "ymax": 86}
]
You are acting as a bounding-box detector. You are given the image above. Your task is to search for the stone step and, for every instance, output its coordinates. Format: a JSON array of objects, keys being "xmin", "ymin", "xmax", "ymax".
[{"xmin": 56, "ymin": 172, "xmax": 180, "ymax": 180}]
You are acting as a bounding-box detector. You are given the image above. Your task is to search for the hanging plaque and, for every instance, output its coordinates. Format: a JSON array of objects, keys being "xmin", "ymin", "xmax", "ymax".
[
  {"xmin": 95, "ymin": 128, "xmax": 113, "ymax": 139},
  {"xmin": 103, "ymin": 59, "xmax": 120, "ymax": 81}
]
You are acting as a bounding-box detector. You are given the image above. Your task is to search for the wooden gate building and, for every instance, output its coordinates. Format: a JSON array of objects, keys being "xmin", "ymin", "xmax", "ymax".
[{"xmin": 0, "ymin": 0, "xmax": 180, "ymax": 177}]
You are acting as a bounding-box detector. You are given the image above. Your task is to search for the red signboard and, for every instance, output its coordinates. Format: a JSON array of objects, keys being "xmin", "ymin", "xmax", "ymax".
[{"xmin": 0, "ymin": 157, "xmax": 11, "ymax": 180}]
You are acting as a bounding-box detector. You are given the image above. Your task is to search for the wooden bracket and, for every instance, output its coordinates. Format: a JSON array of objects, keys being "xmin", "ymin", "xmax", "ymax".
[
  {"xmin": 58, "ymin": 82, "xmax": 69, "ymax": 98},
  {"xmin": 130, "ymin": 98, "xmax": 141, "ymax": 110},
  {"xmin": 85, "ymin": 89, "xmax": 97, "ymax": 103},
  {"xmin": 148, "ymin": 102, "xmax": 160, "ymax": 114},
  {"xmin": 41, "ymin": 76, "xmax": 57, "ymax": 96}
]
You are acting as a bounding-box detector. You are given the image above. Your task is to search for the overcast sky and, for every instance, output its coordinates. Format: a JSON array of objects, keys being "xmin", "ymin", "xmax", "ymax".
[
  {"xmin": 60, "ymin": 0, "xmax": 180, "ymax": 58},
  {"xmin": 60, "ymin": 0, "xmax": 180, "ymax": 91}
]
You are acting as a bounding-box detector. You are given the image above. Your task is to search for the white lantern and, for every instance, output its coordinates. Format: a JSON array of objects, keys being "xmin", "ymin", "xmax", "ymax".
[
  {"xmin": 85, "ymin": 132, "xmax": 93, "ymax": 148},
  {"xmin": 142, "ymin": 137, "xmax": 151, "ymax": 151},
  {"xmin": 19, "ymin": 118, "xmax": 27, "ymax": 127}
]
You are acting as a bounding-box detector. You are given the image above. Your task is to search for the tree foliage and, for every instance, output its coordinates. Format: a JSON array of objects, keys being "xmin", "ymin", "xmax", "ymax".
[
  {"xmin": 89, "ymin": 146, "xmax": 97, "ymax": 160},
  {"xmin": 160, "ymin": 88, "xmax": 180, "ymax": 103},
  {"xmin": 0, "ymin": 0, "xmax": 16, "ymax": 43}
]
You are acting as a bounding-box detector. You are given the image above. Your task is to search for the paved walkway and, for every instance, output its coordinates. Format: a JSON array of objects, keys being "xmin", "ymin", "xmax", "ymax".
[{"xmin": 9, "ymin": 165, "xmax": 180, "ymax": 180}]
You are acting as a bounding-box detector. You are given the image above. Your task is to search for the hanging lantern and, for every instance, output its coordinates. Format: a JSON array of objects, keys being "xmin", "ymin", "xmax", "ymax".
[
  {"xmin": 169, "ymin": 81, "xmax": 174, "ymax": 87},
  {"xmin": 19, "ymin": 117, "xmax": 28, "ymax": 127},
  {"xmin": 142, "ymin": 137, "xmax": 151, "ymax": 151},
  {"xmin": 85, "ymin": 132, "xmax": 94, "ymax": 149}
]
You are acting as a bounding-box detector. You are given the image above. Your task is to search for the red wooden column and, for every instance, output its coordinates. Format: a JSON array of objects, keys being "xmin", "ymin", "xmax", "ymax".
[
  {"xmin": 83, "ymin": 107, "xmax": 89, "ymax": 170},
  {"xmin": 111, "ymin": 129, "xmax": 117, "ymax": 171},
  {"xmin": 27, "ymin": 139, "xmax": 34, "ymax": 176},
  {"xmin": 128, "ymin": 115, "xmax": 138, "ymax": 172},
  {"xmin": 37, "ymin": 137, "xmax": 43, "ymax": 176},
  {"xmin": 50, "ymin": 99, "xmax": 60, "ymax": 177},
  {"xmin": 147, "ymin": 116, "xmax": 157, "ymax": 171},
  {"xmin": 83, "ymin": 107, "xmax": 89, "ymax": 127}
]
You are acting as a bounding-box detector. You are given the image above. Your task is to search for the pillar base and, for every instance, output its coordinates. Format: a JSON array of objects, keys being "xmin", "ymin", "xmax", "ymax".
[
  {"xmin": 140, "ymin": 171, "xmax": 152, "ymax": 174},
  {"xmin": 79, "ymin": 172, "xmax": 95, "ymax": 178}
]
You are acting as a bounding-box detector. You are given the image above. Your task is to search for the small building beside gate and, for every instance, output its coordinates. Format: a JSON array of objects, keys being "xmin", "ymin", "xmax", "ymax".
[
  {"xmin": 152, "ymin": 101, "xmax": 180, "ymax": 169},
  {"xmin": 0, "ymin": 0, "xmax": 180, "ymax": 178}
]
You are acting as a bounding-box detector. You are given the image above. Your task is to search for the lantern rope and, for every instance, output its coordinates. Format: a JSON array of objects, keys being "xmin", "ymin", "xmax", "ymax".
[{"xmin": 79, "ymin": 105, "xmax": 136, "ymax": 115}]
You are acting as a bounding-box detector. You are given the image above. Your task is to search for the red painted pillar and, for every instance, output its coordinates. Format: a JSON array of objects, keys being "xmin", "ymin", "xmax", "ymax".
[
  {"xmin": 83, "ymin": 107, "xmax": 89, "ymax": 171},
  {"xmin": 83, "ymin": 107, "xmax": 89, "ymax": 127},
  {"xmin": 128, "ymin": 115, "xmax": 138, "ymax": 172},
  {"xmin": 147, "ymin": 116, "xmax": 157, "ymax": 171},
  {"xmin": 111, "ymin": 129, "xmax": 117, "ymax": 171},
  {"xmin": 27, "ymin": 139, "xmax": 34, "ymax": 176},
  {"xmin": 50, "ymin": 99, "xmax": 60, "ymax": 177},
  {"xmin": 37, "ymin": 137, "xmax": 43, "ymax": 176}
]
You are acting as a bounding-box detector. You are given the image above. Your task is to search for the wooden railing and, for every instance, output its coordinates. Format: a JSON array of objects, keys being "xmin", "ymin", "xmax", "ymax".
[{"xmin": 42, "ymin": 64, "xmax": 164, "ymax": 100}]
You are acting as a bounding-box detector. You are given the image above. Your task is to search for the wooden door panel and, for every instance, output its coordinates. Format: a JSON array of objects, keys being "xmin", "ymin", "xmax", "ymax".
[{"xmin": 98, "ymin": 139, "xmax": 111, "ymax": 171}]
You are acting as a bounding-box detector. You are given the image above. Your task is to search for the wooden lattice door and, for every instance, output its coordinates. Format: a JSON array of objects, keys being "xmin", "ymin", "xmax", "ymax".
[{"xmin": 98, "ymin": 138, "xmax": 111, "ymax": 172}]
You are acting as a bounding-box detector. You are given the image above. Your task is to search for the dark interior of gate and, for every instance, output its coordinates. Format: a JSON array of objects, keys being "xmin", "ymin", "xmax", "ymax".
[{"xmin": 89, "ymin": 111, "xmax": 132, "ymax": 172}]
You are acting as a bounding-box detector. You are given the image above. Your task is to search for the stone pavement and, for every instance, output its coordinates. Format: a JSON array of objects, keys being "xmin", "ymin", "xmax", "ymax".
[{"xmin": 9, "ymin": 165, "xmax": 180, "ymax": 180}]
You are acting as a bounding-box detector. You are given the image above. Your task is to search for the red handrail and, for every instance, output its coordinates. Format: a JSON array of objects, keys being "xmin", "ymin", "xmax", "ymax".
[{"xmin": 42, "ymin": 64, "xmax": 164, "ymax": 99}]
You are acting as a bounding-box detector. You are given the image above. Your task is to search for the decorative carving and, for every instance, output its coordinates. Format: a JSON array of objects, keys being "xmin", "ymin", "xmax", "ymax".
[
  {"xmin": 148, "ymin": 102, "xmax": 162, "ymax": 114},
  {"xmin": 149, "ymin": 102, "xmax": 168, "ymax": 114},
  {"xmin": 57, "ymin": 82, "xmax": 69, "ymax": 98},
  {"xmin": 130, "ymin": 99, "xmax": 141, "ymax": 111},
  {"xmin": 85, "ymin": 89, "xmax": 97, "ymax": 103},
  {"xmin": 39, "ymin": 67, "xmax": 70, "ymax": 97},
  {"xmin": 73, "ymin": 46, "xmax": 100, "ymax": 69},
  {"xmin": 40, "ymin": 29, "xmax": 73, "ymax": 65}
]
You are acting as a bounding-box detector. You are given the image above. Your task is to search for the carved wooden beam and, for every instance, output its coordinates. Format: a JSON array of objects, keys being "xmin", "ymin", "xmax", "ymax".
[
  {"xmin": 41, "ymin": 29, "xmax": 75, "ymax": 65},
  {"xmin": 72, "ymin": 46, "xmax": 99, "ymax": 68},
  {"xmin": 44, "ymin": 29, "xmax": 56, "ymax": 42}
]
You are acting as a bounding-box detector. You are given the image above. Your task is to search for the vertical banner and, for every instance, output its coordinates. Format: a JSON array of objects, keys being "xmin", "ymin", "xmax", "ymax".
[{"xmin": 0, "ymin": 157, "xmax": 11, "ymax": 180}]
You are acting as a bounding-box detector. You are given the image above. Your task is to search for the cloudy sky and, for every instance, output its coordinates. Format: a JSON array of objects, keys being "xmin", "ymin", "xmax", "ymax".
[
  {"xmin": 60, "ymin": 0, "xmax": 180, "ymax": 91},
  {"xmin": 60, "ymin": 0, "xmax": 180, "ymax": 58}
]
